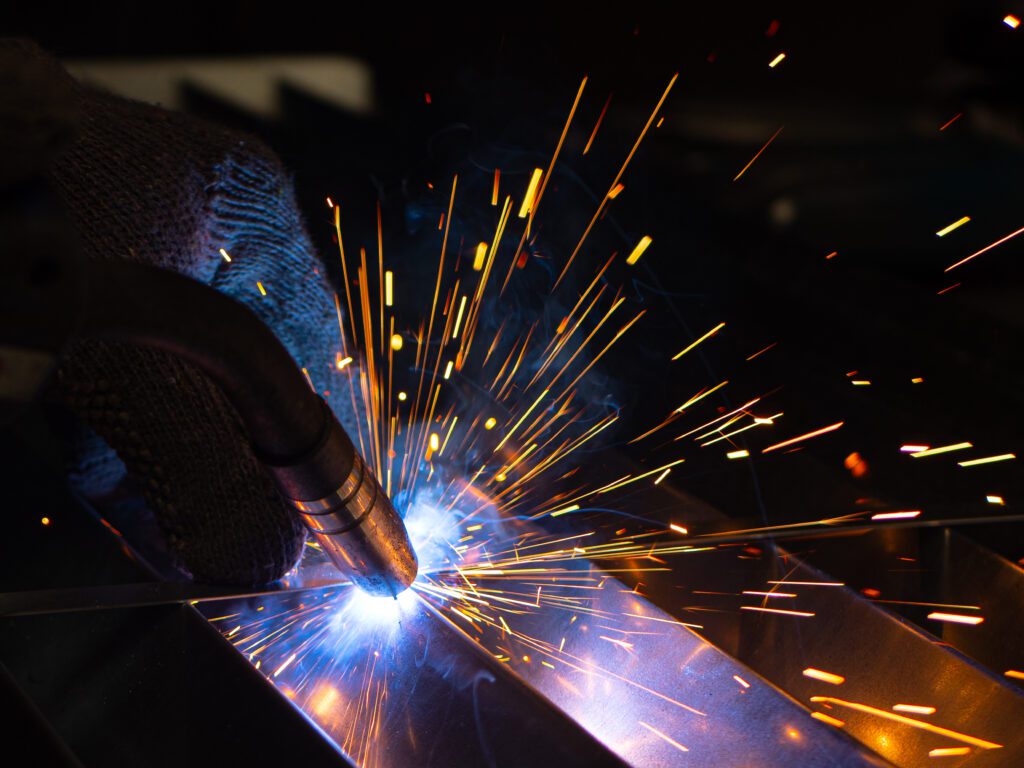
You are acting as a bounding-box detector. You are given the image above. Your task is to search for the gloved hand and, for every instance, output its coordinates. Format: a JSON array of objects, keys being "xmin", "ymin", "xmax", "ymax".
[{"xmin": 6, "ymin": 41, "xmax": 346, "ymax": 586}]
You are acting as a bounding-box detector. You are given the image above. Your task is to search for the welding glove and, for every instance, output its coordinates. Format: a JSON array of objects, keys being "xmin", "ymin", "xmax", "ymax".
[{"xmin": 5, "ymin": 40, "xmax": 343, "ymax": 586}]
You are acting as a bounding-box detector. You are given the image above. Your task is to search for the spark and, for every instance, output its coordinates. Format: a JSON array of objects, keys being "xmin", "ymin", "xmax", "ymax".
[
  {"xmin": 40, "ymin": 517, "xmax": 50, "ymax": 526},
  {"xmin": 958, "ymin": 453, "xmax": 1015, "ymax": 467},
  {"xmin": 607, "ymin": 183, "xmax": 625, "ymax": 199},
  {"xmin": 811, "ymin": 712, "xmax": 845, "ymax": 727},
  {"xmin": 733, "ymin": 675, "xmax": 750, "ymax": 688},
  {"xmin": 390, "ymin": 334, "xmax": 403, "ymax": 351},
  {"xmin": 582, "ymin": 93, "xmax": 613, "ymax": 155},
  {"xmin": 256, "ymin": 281, "xmax": 267, "ymax": 296},
  {"xmin": 384, "ymin": 270, "xmax": 394, "ymax": 306},
  {"xmin": 850, "ymin": 380, "xmax": 871, "ymax": 386},
  {"xmin": 809, "ymin": 697, "xmax": 1002, "ymax": 749},
  {"xmin": 672, "ymin": 322, "xmax": 726, "ymax": 360},
  {"xmin": 397, "ymin": 391, "xmax": 407, "ymax": 401},
  {"xmin": 740, "ymin": 606, "xmax": 815, "ymax": 617},
  {"xmin": 893, "ymin": 704, "xmax": 936, "ymax": 715},
  {"xmin": 986, "ymin": 495, "xmax": 1005, "ymax": 505},
  {"xmin": 550, "ymin": 505, "xmax": 580, "ymax": 517},
  {"xmin": 743, "ymin": 591, "xmax": 796, "ymax": 598},
  {"xmin": 491, "ymin": 169, "xmax": 500, "ymax": 205},
  {"xmin": 761, "ymin": 421, "xmax": 843, "ymax": 453},
  {"xmin": 929, "ymin": 747, "xmax": 971, "ymax": 757},
  {"xmin": 443, "ymin": 360, "xmax": 454, "ymax": 379},
  {"xmin": 484, "ymin": 417, "xmax": 497, "ymax": 430},
  {"xmin": 653, "ymin": 467, "xmax": 672, "ymax": 484},
  {"xmin": 273, "ymin": 652, "xmax": 297, "ymax": 678},
  {"xmin": 733, "ymin": 126, "xmax": 784, "ymax": 181},
  {"xmin": 946, "ymin": 223, "xmax": 1024, "ymax": 272},
  {"xmin": 669, "ymin": 524, "xmax": 688, "ymax": 535},
  {"xmin": 768, "ymin": 52, "xmax": 786, "ymax": 68},
  {"xmin": 935, "ymin": 216, "xmax": 970, "ymax": 237},
  {"xmin": 768, "ymin": 580, "xmax": 844, "ymax": 587},
  {"xmin": 870, "ymin": 510, "xmax": 921, "ymax": 521},
  {"xmin": 219, "ymin": 248, "xmax": 232, "ymax": 262},
  {"xmin": 1004, "ymin": 14, "xmax": 1021, "ymax": 29},
  {"xmin": 939, "ymin": 113, "xmax": 962, "ymax": 131},
  {"xmin": 625, "ymin": 235, "xmax": 652, "ymax": 266},
  {"xmin": 518, "ymin": 168, "xmax": 543, "ymax": 218},
  {"xmin": 911, "ymin": 442, "xmax": 972, "ymax": 458},
  {"xmin": 746, "ymin": 341, "xmax": 777, "ymax": 361},
  {"xmin": 900, "ymin": 444, "xmax": 929, "ymax": 453},
  {"xmin": 638, "ymin": 721, "xmax": 689, "ymax": 753},
  {"xmin": 802, "ymin": 668, "xmax": 845, "ymax": 685},
  {"xmin": 727, "ymin": 449, "xmax": 750, "ymax": 459},
  {"xmin": 473, "ymin": 242, "xmax": 488, "ymax": 271},
  {"xmin": 927, "ymin": 612, "xmax": 984, "ymax": 625},
  {"xmin": 1005, "ymin": 670, "xmax": 1024, "ymax": 680},
  {"xmin": 912, "ymin": 377, "xmax": 924, "ymax": 383}
]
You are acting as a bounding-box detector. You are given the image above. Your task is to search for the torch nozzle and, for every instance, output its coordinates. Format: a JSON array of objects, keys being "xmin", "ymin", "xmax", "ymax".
[{"xmin": 267, "ymin": 402, "xmax": 418, "ymax": 597}]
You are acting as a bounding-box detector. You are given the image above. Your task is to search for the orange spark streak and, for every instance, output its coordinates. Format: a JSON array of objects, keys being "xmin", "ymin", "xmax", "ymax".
[
  {"xmin": 582, "ymin": 93, "xmax": 612, "ymax": 155},
  {"xmin": 554, "ymin": 73, "xmax": 678, "ymax": 291},
  {"xmin": 762, "ymin": 422, "xmax": 843, "ymax": 453},
  {"xmin": 638, "ymin": 721, "xmax": 689, "ymax": 753},
  {"xmin": 809, "ymin": 697, "xmax": 1001, "ymax": 749},
  {"xmin": 802, "ymin": 668, "xmax": 845, "ymax": 685},
  {"xmin": 946, "ymin": 223, "xmax": 1024, "ymax": 271},
  {"xmin": 733, "ymin": 126, "xmax": 784, "ymax": 181},
  {"xmin": 672, "ymin": 322, "xmax": 726, "ymax": 360}
]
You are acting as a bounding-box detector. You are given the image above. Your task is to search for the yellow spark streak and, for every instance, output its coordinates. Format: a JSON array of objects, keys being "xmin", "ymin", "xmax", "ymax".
[
  {"xmin": 987, "ymin": 495, "xmax": 1005, "ymax": 505},
  {"xmin": 594, "ymin": 459, "xmax": 685, "ymax": 495},
  {"xmin": 1005, "ymin": 14, "xmax": 1022, "ymax": 29},
  {"xmin": 625, "ymin": 235, "xmax": 652, "ymax": 265},
  {"xmin": 740, "ymin": 606, "xmax": 815, "ymax": 617},
  {"xmin": 929, "ymin": 747, "xmax": 970, "ymax": 758},
  {"xmin": 894, "ymin": 704, "xmax": 936, "ymax": 715},
  {"xmin": 444, "ymin": 360, "xmax": 454, "ymax": 380},
  {"xmin": 672, "ymin": 322, "xmax": 726, "ymax": 360},
  {"xmin": 1006, "ymin": 670, "xmax": 1024, "ymax": 680},
  {"xmin": 452, "ymin": 296, "xmax": 468, "ymax": 339},
  {"xmin": 928, "ymin": 612, "xmax": 984, "ymax": 625},
  {"xmin": 256, "ymin": 281, "xmax": 267, "ymax": 296},
  {"xmin": 911, "ymin": 442, "xmax": 972, "ymax": 457},
  {"xmin": 397, "ymin": 391, "xmax": 407, "ymax": 401},
  {"xmin": 936, "ymin": 216, "xmax": 970, "ymax": 237},
  {"xmin": 727, "ymin": 449, "xmax": 750, "ymax": 459},
  {"xmin": 301, "ymin": 367, "xmax": 315, "ymax": 392},
  {"xmin": 384, "ymin": 269, "xmax": 394, "ymax": 306},
  {"xmin": 762, "ymin": 421, "xmax": 843, "ymax": 453},
  {"xmin": 653, "ymin": 467, "xmax": 671, "ymax": 484},
  {"xmin": 439, "ymin": 416, "xmax": 458, "ymax": 456},
  {"xmin": 669, "ymin": 524, "xmax": 688, "ymax": 535},
  {"xmin": 734, "ymin": 126, "xmax": 784, "ymax": 181},
  {"xmin": 958, "ymin": 453, "xmax": 1015, "ymax": 467},
  {"xmin": 638, "ymin": 721, "xmax": 689, "ymax": 753},
  {"xmin": 802, "ymin": 668, "xmax": 845, "ymax": 685},
  {"xmin": 675, "ymin": 397, "xmax": 761, "ymax": 441},
  {"xmin": 769, "ymin": 52, "xmax": 786, "ymax": 68},
  {"xmin": 607, "ymin": 183, "xmax": 625, "ymax": 199},
  {"xmin": 518, "ymin": 168, "xmax": 543, "ymax": 218},
  {"xmin": 676, "ymin": 380, "xmax": 728, "ymax": 412},
  {"xmin": 946, "ymin": 223, "xmax": 1024, "ymax": 271},
  {"xmin": 484, "ymin": 417, "xmax": 497, "ymax": 430},
  {"xmin": 273, "ymin": 652, "xmax": 297, "ymax": 677},
  {"xmin": 851, "ymin": 380, "xmax": 871, "ymax": 386},
  {"xmin": 550, "ymin": 504, "xmax": 580, "ymax": 517},
  {"xmin": 871, "ymin": 510, "xmax": 921, "ymax": 520},
  {"xmin": 733, "ymin": 675, "xmax": 750, "ymax": 688},
  {"xmin": 219, "ymin": 248, "xmax": 232, "ymax": 262},
  {"xmin": 599, "ymin": 635, "xmax": 634, "ymax": 651},
  {"xmin": 901, "ymin": 444, "xmax": 929, "ymax": 452},
  {"xmin": 390, "ymin": 333, "xmax": 403, "ymax": 351},
  {"xmin": 554, "ymin": 73, "xmax": 678, "ymax": 290},
  {"xmin": 811, "ymin": 712, "xmax": 845, "ymax": 727},
  {"xmin": 494, "ymin": 389, "xmax": 548, "ymax": 452},
  {"xmin": 809, "ymin": 697, "xmax": 1002, "ymax": 749},
  {"xmin": 473, "ymin": 242, "xmax": 487, "ymax": 271}
]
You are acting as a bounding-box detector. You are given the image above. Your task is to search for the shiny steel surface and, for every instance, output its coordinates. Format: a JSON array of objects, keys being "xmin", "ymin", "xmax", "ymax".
[{"xmin": 201, "ymin": 535, "xmax": 887, "ymax": 767}]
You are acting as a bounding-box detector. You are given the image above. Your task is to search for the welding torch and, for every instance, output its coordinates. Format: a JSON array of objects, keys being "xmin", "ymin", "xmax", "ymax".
[{"xmin": 2, "ymin": 201, "xmax": 418, "ymax": 597}]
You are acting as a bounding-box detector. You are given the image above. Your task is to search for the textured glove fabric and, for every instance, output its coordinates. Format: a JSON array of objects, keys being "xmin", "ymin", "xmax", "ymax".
[{"xmin": 28, "ymin": 43, "xmax": 346, "ymax": 585}]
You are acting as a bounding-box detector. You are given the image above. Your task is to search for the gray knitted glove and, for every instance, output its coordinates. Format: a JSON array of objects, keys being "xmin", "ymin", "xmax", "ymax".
[{"xmin": 9, "ymin": 41, "xmax": 347, "ymax": 586}]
